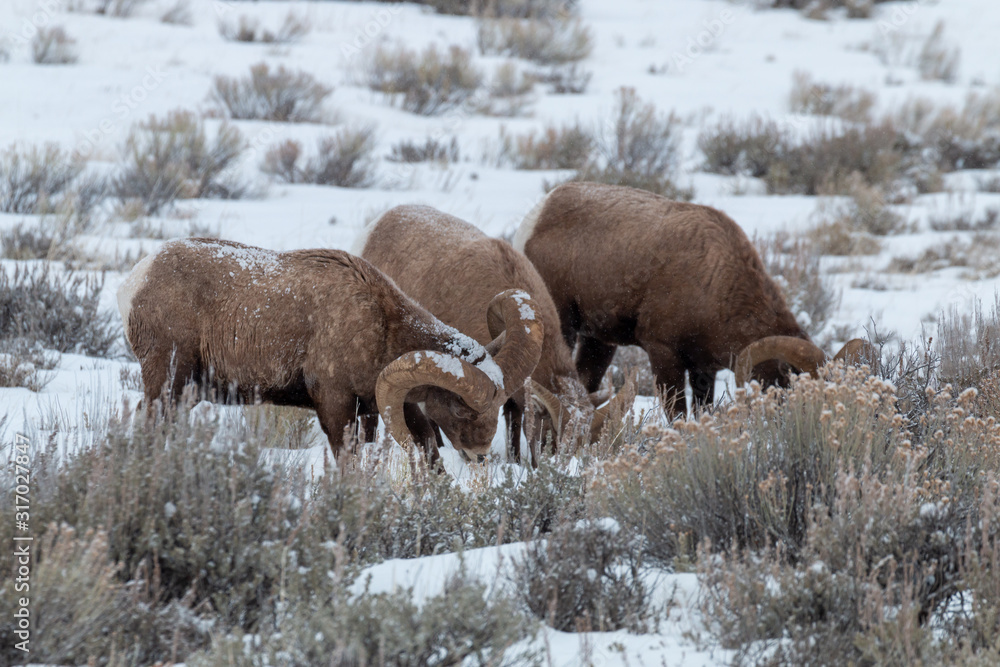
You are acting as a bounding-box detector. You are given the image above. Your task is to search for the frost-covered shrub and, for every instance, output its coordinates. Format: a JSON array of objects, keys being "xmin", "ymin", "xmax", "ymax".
[
  {"xmin": 0, "ymin": 266, "xmax": 118, "ymax": 357},
  {"xmin": 113, "ymin": 110, "xmax": 247, "ymax": 215},
  {"xmin": 893, "ymin": 92, "xmax": 1000, "ymax": 172},
  {"xmin": 364, "ymin": 44, "xmax": 483, "ymax": 116},
  {"xmin": 513, "ymin": 519, "xmax": 651, "ymax": 633},
  {"xmin": 32, "ymin": 26, "xmax": 78, "ymax": 65},
  {"xmin": 424, "ymin": 0, "xmax": 577, "ymax": 18},
  {"xmin": 261, "ymin": 126, "xmax": 378, "ymax": 188},
  {"xmin": 935, "ymin": 298, "xmax": 1000, "ymax": 392},
  {"xmin": 479, "ymin": 61, "xmax": 534, "ymax": 117},
  {"xmin": 0, "ymin": 340, "xmax": 57, "ymax": 392},
  {"xmin": 212, "ymin": 63, "xmax": 331, "ymax": 123}
]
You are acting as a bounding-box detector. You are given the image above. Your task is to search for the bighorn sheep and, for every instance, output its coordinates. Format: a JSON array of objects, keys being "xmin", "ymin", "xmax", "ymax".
[
  {"xmin": 514, "ymin": 182, "xmax": 868, "ymax": 415},
  {"xmin": 117, "ymin": 238, "xmax": 544, "ymax": 461},
  {"xmin": 358, "ymin": 205, "xmax": 625, "ymax": 465}
]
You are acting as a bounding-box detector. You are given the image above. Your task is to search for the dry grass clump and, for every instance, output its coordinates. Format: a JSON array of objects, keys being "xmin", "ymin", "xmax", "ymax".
[
  {"xmin": 935, "ymin": 298, "xmax": 1000, "ymax": 392},
  {"xmin": 32, "ymin": 26, "xmax": 78, "ymax": 64},
  {"xmin": 765, "ymin": 121, "xmax": 906, "ymax": 196},
  {"xmin": 479, "ymin": 61, "xmax": 535, "ymax": 116},
  {"xmin": 476, "ymin": 16, "xmax": 592, "ymax": 65},
  {"xmin": 928, "ymin": 206, "xmax": 1000, "ymax": 232},
  {"xmin": 917, "ymin": 20, "xmax": 961, "ymax": 83},
  {"xmin": 788, "ymin": 71, "xmax": 877, "ymax": 123},
  {"xmin": 806, "ymin": 178, "xmax": 904, "ymax": 256},
  {"xmin": 0, "ymin": 265, "xmax": 118, "ymax": 357},
  {"xmin": 387, "ymin": 136, "xmax": 460, "ymax": 164},
  {"xmin": 212, "ymin": 63, "xmax": 332, "ymax": 123},
  {"xmin": 892, "ymin": 91, "xmax": 1000, "ymax": 172},
  {"xmin": 160, "ymin": 0, "xmax": 192, "ymax": 26},
  {"xmin": 886, "ymin": 233, "xmax": 1000, "ymax": 277},
  {"xmin": 0, "ymin": 143, "xmax": 85, "ymax": 214},
  {"xmin": 533, "ymin": 62, "xmax": 591, "ymax": 94},
  {"xmin": 426, "ymin": 0, "xmax": 577, "ymax": 18},
  {"xmin": 755, "ymin": 233, "xmax": 839, "ymax": 338},
  {"xmin": 113, "ymin": 110, "xmax": 247, "ymax": 215},
  {"xmin": 760, "ymin": 0, "xmax": 892, "ymax": 18},
  {"xmin": 261, "ymin": 126, "xmax": 378, "ymax": 188},
  {"xmin": 498, "ymin": 121, "xmax": 593, "ymax": 170},
  {"xmin": 364, "ymin": 44, "xmax": 483, "ymax": 116},
  {"xmin": 566, "ymin": 87, "xmax": 690, "ymax": 199},
  {"xmin": 217, "ymin": 12, "xmax": 310, "ymax": 44}
]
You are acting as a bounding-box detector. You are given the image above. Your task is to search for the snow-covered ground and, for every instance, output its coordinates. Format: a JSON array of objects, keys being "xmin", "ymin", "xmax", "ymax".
[{"xmin": 2, "ymin": 0, "xmax": 1000, "ymax": 664}]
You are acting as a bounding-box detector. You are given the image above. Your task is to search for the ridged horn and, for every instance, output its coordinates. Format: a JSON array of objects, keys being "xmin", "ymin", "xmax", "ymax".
[
  {"xmin": 734, "ymin": 336, "xmax": 827, "ymax": 387},
  {"xmin": 589, "ymin": 371, "xmax": 637, "ymax": 442},
  {"xmin": 832, "ymin": 338, "xmax": 876, "ymax": 366},
  {"xmin": 529, "ymin": 380, "xmax": 570, "ymax": 438},
  {"xmin": 375, "ymin": 351, "xmax": 498, "ymax": 447},
  {"xmin": 484, "ymin": 289, "xmax": 545, "ymax": 398}
]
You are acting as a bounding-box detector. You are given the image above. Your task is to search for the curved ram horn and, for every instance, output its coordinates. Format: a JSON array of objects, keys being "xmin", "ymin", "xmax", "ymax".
[
  {"xmin": 529, "ymin": 380, "xmax": 570, "ymax": 439},
  {"xmin": 590, "ymin": 370, "xmax": 637, "ymax": 442},
  {"xmin": 484, "ymin": 289, "xmax": 545, "ymax": 398},
  {"xmin": 832, "ymin": 338, "xmax": 876, "ymax": 367},
  {"xmin": 375, "ymin": 351, "xmax": 498, "ymax": 447},
  {"xmin": 734, "ymin": 336, "xmax": 827, "ymax": 387}
]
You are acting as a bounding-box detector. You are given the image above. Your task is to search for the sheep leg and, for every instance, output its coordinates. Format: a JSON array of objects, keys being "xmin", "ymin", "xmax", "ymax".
[
  {"xmin": 575, "ymin": 335, "xmax": 616, "ymax": 393},
  {"xmin": 502, "ymin": 395, "xmax": 527, "ymax": 466},
  {"xmin": 646, "ymin": 345, "xmax": 688, "ymax": 419},
  {"xmin": 141, "ymin": 346, "xmax": 200, "ymax": 409},
  {"xmin": 689, "ymin": 368, "xmax": 716, "ymax": 409}
]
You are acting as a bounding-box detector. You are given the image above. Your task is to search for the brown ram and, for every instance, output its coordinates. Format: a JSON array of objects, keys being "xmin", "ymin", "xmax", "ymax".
[
  {"xmin": 117, "ymin": 238, "xmax": 544, "ymax": 461},
  {"xmin": 514, "ymin": 182, "xmax": 868, "ymax": 415},
  {"xmin": 358, "ymin": 205, "xmax": 625, "ymax": 465}
]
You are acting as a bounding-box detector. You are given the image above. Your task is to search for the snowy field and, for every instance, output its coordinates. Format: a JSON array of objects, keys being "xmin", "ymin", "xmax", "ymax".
[{"xmin": 2, "ymin": 0, "xmax": 1000, "ymax": 664}]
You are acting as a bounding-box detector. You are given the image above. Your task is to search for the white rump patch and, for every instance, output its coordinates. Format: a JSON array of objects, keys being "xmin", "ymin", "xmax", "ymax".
[
  {"xmin": 117, "ymin": 251, "xmax": 157, "ymax": 334},
  {"xmin": 350, "ymin": 211, "xmax": 387, "ymax": 257},
  {"xmin": 512, "ymin": 194, "xmax": 549, "ymax": 253}
]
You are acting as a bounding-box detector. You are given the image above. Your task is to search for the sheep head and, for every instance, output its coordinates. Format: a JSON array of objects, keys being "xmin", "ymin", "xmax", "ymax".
[
  {"xmin": 376, "ymin": 289, "xmax": 544, "ymax": 459},
  {"xmin": 734, "ymin": 336, "xmax": 874, "ymax": 387}
]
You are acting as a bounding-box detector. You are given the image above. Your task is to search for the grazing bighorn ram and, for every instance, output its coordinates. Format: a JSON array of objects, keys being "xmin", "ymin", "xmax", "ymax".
[
  {"xmin": 117, "ymin": 238, "xmax": 544, "ymax": 461},
  {"xmin": 358, "ymin": 205, "xmax": 626, "ymax": 465},
  {"xmin": 514, "ymin": 182, "xmax": 868, "ymax": 415}
]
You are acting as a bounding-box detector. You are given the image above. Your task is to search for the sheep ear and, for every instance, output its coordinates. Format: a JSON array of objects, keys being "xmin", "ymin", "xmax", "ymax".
[
  {"xmin": 734, "ymin": 336, "xmax": 826, "ymax": 387},
  {"xmin": 483, "ymin": 290, "xmax": 544, "ymax": 398},
  {"xmin": 375, "ymin": 352, "xmax": 498, "ymax": 447}
]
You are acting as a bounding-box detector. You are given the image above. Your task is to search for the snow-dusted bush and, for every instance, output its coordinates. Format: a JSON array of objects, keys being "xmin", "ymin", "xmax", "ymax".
[
  {"xmin": 261, "ymin": 126, "xmax": 378, "ymax": 188},
  {"xmin": 387, "ymin": 136, "xmax": 460, "ymax": 164},
  {"xmin": 893, "ymin": 92, "xmax": 1000, "ymax": 172},
  {"xmin": 533, "ymin": 62, "xmax": 591, "ymax": 94},
  {"xmin": 0, "ymin": 341, "xmax": 56, "ymax": 391},
  {"xmin": 212, "ymin": 63, "xmax": 332, "ymax": 123},
  {"xmin": 364, "ymin": 44, "xmax": 483, "ymax": 116},
  {"xmin": 0, "ymin": 266, "xmax": 118, "ymax": 357},
  {"xmin": 886, "ymin": 233, "xmax": 1000, "ymax": 277},
  {"xmin": 196, "ymin": 570, "xmax": 536, "ymax": 666},
  {"xmin": 935, "ymin": 298, "xmax": 1000, "ymax": 393},
  {"xmin": 160, "ymin": 0, "xmax": 192, "ymax": 26},
  {"xmin": 513, "ymin": 518, "xmax": 652, "ymax": 633},
  {"xmin": 217, "ymin": 12, "xmax": 310, "ymax": 44},
  {"xmin": 476, "ymin": 16, "xmax": 592, "ymax": 65},
  {"xmin": 31, "ymin": 26, "xmax": 78, "ymax": 65},
  {"xmin": 917, "ymin": 21, "xmax": 961, "ymax": 84},
  {"xmin": 113, "ymin": 110, "xmax": 248, "ymax": 215},
  {"xmin": 92, "ymin": 0, "xmax": 150, "ymax": 17},
  {"xmin": 423, "ymin": 0, "xmax": 577, "ymax": 18}
]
